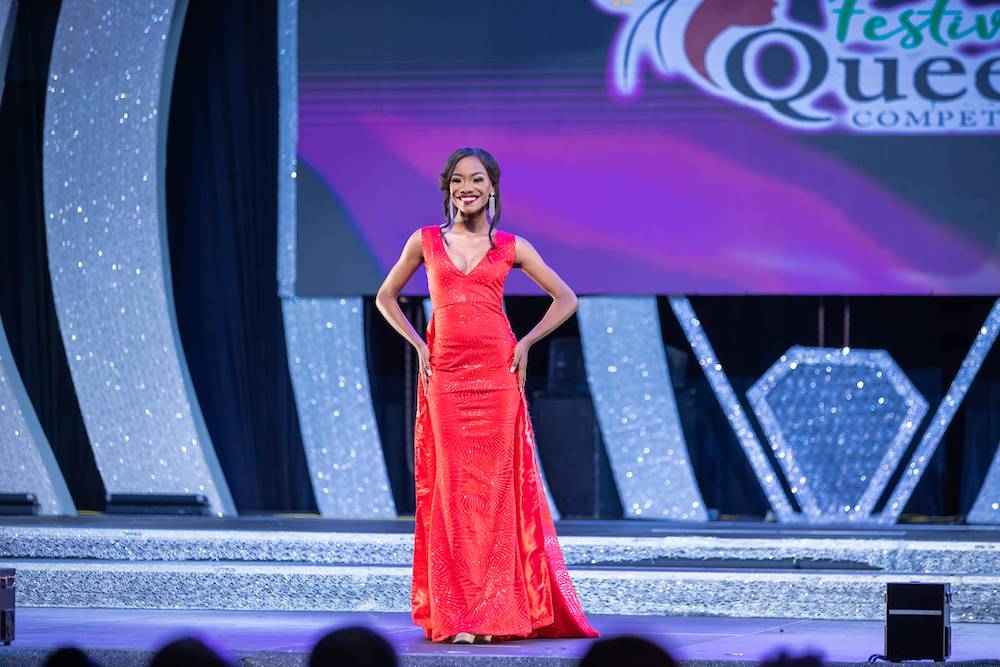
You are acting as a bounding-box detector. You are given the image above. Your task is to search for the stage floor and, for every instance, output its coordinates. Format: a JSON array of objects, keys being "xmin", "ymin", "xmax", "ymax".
[
  {"xmin": 0, "ymin": 608, "xmax": 1000, "ymax": 667},
  {"xmin": 6, "ymin": 608, "xmax": 1000, "ymax": 666}
]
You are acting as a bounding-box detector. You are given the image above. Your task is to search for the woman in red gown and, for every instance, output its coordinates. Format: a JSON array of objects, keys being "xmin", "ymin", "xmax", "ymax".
[{"xmin": 376, "ymin": 148, "xmax": 598, "ymax": 644}]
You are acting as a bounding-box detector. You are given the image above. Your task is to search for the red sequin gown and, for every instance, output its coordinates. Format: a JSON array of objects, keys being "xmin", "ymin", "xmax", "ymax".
[{"xmin": 411, "ymin": 226, "xmax": 598, "ymax": 642}]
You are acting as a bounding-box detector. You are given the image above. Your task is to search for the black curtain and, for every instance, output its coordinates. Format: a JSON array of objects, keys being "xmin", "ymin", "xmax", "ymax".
[
  {"xmin": 166, "ymin": 0, "xmax": 314, "ymax": 513},
  {"xmin": 0, "ymin": 0, "xmax": 104, "ymax": 511}
]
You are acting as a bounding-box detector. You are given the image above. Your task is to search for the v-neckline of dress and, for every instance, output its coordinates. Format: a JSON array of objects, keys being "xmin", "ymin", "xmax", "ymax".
[{"xmin": 439, "ymin": 229, "xmax": 492, "ymax": 278}]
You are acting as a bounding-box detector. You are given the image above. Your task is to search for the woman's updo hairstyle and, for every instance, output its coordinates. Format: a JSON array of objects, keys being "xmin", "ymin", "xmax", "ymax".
[{"xmin": 439, "ymin": 147, "xmax": 501, "ymax": 246}]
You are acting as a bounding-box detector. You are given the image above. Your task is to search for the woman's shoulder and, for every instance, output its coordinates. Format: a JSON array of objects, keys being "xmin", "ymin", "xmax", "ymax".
[
  {"xmin": 497, "ymin": 229, "xmax": 532, "ymax": 252},
  {"xmin": 495, "ymin": 227, "xmax": 519, "ymax": 245},
  {"xmin": 411, "ymin": 226, "xmax": 438, "ymax": 242},
  {"xmin": 417, "ymin": 225, "xmax": 444, "ymax": 241}
]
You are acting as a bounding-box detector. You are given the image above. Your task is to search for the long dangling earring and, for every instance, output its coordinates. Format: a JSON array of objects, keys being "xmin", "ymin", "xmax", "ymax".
[
  {"xmin": 448, "ymin": 201, "xmax": 456, "ymax": 222},
  {"xmin": 488, "ymin": 193, "xmax": 496, "ymax": 220}
]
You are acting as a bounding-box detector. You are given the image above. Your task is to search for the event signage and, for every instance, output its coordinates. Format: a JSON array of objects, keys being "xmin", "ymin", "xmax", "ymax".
[{"xmin": 597, "ymin": 0, "xmax": 1000, "ymax": 132}]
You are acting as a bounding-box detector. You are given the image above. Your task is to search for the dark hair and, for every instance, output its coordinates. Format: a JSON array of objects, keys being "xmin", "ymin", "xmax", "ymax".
[
  {"xmin": 149, "ymin": 638, "xmax": 230, "ymax": 667},
  {"xmin": 579, "ymin": 636, "xmax": 680, "ymax": 667},
  {"xmin": 310, "ymin": 626, "xmax": 397, "ymax": 667},
  {"xmin": 759, "ymin": 651, "xmax": 825, "ymax": 667},
  {"xmin": 43, "ymin": 647, "xmax": 101, "ymax": 667},
  {"xmin": 438, "ymin": 147, "xmax": 502, "ymax": 246}
]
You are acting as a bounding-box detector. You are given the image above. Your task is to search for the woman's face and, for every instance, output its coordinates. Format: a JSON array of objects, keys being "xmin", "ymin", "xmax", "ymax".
[{"xmin": 449, "ymin": 156, "xmax": 493, "ymax": 219}]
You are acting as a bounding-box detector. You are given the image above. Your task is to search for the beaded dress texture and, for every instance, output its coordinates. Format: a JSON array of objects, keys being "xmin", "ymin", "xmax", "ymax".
[{"xmin": 411, "ymin": 226, "xmax": 598, "ymax": 642}]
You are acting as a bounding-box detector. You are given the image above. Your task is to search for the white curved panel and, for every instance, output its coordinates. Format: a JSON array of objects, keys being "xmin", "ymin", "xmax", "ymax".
[
  {"xmin": 0, "ymin": 0, "xmax": 74, "ymax": 516},
  {"xmin": 283, "ymin": 297, "xmax": 395, "ymax": 517},
  {"xmin": 43, "ymin": 0, "xmax": 234, "ymax": 515},
  {"xmin": 579, "ymin": 296, "xmax": 706, "ymax": 520}
]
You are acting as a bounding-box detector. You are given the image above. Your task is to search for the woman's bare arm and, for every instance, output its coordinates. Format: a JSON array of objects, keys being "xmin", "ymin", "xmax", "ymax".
[{"xmin": 375, "ymin": 231, "xmax": 433, "ymax": 386}]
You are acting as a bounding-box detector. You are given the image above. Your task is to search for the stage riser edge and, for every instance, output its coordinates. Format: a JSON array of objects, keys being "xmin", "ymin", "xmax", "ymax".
[{"xmin": 3, "ymin": 560, "xmax": 997, "ymax": 623}]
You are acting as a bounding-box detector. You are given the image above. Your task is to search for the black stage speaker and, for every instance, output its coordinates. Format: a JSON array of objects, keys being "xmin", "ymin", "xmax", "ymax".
[
  {"xmin": 105, "ymin": 493, "xmax": 210, "ymax": 516},
  {"xmin": 885, "ymin": 582, "xmax": 951, "ymax": 662},
  {"xmin": 0, "ymin": 494, "xmax": 38, "ymax": 516},
  {"xmin": 0, "ymin": 568, "xmax": 13, "ymax": 645}
]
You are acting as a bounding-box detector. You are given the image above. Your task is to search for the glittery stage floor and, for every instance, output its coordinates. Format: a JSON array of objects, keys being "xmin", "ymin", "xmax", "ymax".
[{"xmin": 5, "ymin": 608, "xmax": 1000, "ymax": 666}]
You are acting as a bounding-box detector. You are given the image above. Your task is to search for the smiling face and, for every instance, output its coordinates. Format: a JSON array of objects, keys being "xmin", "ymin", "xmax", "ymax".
[{"xmin": 449, "ymin": 156, "xmax": 494, "ymax": 219}]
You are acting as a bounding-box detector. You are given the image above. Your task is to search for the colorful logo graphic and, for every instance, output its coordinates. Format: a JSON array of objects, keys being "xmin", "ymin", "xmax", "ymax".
[{"xmin": 596, "ymin": 0, "xmax": 1000, "ymax": 132}]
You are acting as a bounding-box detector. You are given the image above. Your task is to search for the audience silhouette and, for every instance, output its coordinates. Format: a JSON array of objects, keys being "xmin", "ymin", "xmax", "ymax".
[
  {"xmin": 579, "ymin": 636, "xmax": 680, "ymax": 667},
  {"xmin": 39, "ymin": 627, "xmax": 827, "ymax": 667},
  {"xmin": 310, "ymin": 625, "xmax": 398, "ymax": 667},
  {"xmin": 149, "ymin": 637, "xmax": 231, "ymax": 667}
]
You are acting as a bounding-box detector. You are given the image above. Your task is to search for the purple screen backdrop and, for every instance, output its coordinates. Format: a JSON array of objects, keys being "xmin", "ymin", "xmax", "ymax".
[{"xmin": 296, "ymin": 1, "xmax": 1000, "ymax": 296}]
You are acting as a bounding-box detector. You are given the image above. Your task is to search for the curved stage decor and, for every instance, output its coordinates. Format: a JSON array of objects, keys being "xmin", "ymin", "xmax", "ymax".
[
  {"xmin": 0, "ymin": 0, "xmax": 75, "ymax": 517},
  {"xmin": 282, "ymin": 297, "xmax": 395, "ymax": 518},
  {"xmin": 578, "ymin": 297, "xmax": 706, "ymax": 520},
  {"xmin": 41, "ymin": 0, "xmax": 234, "ymax": 515}
]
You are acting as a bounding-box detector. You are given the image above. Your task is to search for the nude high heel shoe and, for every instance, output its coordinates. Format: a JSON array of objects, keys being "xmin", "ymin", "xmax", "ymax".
[{"xmin": 452, "ymin": 632, "xmax": 475, "ymax": 644}]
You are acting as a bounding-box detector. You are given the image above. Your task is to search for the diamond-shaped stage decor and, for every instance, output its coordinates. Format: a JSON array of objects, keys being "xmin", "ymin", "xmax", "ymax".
[{"xmin": 748, "ymin": 347, "xmax": 928, "ymax": 523}]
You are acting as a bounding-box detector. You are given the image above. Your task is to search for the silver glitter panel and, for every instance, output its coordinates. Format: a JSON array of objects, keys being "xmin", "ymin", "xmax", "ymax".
[
  {"xmin": 423, "ymin": 298, "xmax": 561, "ymax": 519},
  {"xmin": 0, "ymin": 330, "xmax": 76, "ymax": 515},
  {"xmin": 4, "ymin": 525, "xmax": 1000, "ymax": 574},
  {"xmin": 282, "ymin": 297, "xmax": 395, "ymax": 517},
  {"xmin": 748, "ymin": 347, "xmax": 927, "ymax": 524},
  {"xmin": 578, "ymin": 297, "xmax": 706, "ymax": 520},
  {"xmin": 0, "ymin": 0, "xmax": 75, "ymax": 516},
  {"xmin": 276, "ymin": 0, "xmax": 296, "ymax": 297},
  {"xmin": 668, "ymin": 296, "xmax": 795, "ymax": 521},
  {"xmin": 42, "ymin": 0, "xmax": 235, "ymax": 515},
  {"xmin": 901, "ymin": 299, "xmax": 1000, "ymax": 525},
  {"xmin": 5, "ymin": 559, "xmax": 997, "ymax": 622}
]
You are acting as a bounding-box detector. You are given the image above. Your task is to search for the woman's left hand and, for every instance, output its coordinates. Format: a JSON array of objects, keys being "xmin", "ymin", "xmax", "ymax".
[{"xmin": 510, "ymin": 340, "xmax": 531, "ymax": 394}]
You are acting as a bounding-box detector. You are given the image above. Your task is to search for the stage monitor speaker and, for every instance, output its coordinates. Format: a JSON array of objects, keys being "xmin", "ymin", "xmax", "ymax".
[
  {"xmin": 105, "ymin": 493, "xmax": 210, "ymax": 516},
  {"xmin": 0, "ymin": 568, "xmax": 13, "ymax": 645},
  {"xmin": 885, "ymin": 582, "xmax": 951, "ymax": 662},
  {"xmin": 0, "ymin": 494, "xmax": 38, "ymax": 516}
]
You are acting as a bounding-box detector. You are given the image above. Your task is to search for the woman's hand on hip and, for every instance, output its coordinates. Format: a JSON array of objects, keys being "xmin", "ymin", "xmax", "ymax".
[
  {"xmin": 510, "ymin": 340, "xmax": 530, "ymax": 394},
  {"xmin": 416, "ymin": 342, "xmax": 432, "ymax": 391}
]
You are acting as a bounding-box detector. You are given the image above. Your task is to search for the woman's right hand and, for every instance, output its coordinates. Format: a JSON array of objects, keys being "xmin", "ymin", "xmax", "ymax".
[{"xmin": 416, "ymin": 342, "xmax": 432, "ymax": 392}]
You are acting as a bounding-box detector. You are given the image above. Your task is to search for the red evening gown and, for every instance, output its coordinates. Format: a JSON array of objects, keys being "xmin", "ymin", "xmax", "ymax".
[{"xmin": 411, "ymin": 225, "xmax": 599, "ymax": 642}]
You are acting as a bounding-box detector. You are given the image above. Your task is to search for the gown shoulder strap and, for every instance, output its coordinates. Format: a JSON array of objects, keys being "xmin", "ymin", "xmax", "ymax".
[
  {"xmin": 496, "ymin": 229, "xmax": 517, "ymax": 268},
  {"xmin": 420, "ymin": 226, "xmax": 439, "ymax": 260}
]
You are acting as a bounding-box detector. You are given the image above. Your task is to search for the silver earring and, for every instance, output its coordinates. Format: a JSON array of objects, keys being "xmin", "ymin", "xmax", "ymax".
[
  {"xmin": 488, "ymin": 193, "xmax": 496, "ymax": 219},
  {"xmin": 448, "ymin": 201, "xmax": 456, "ymax": 221}
]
